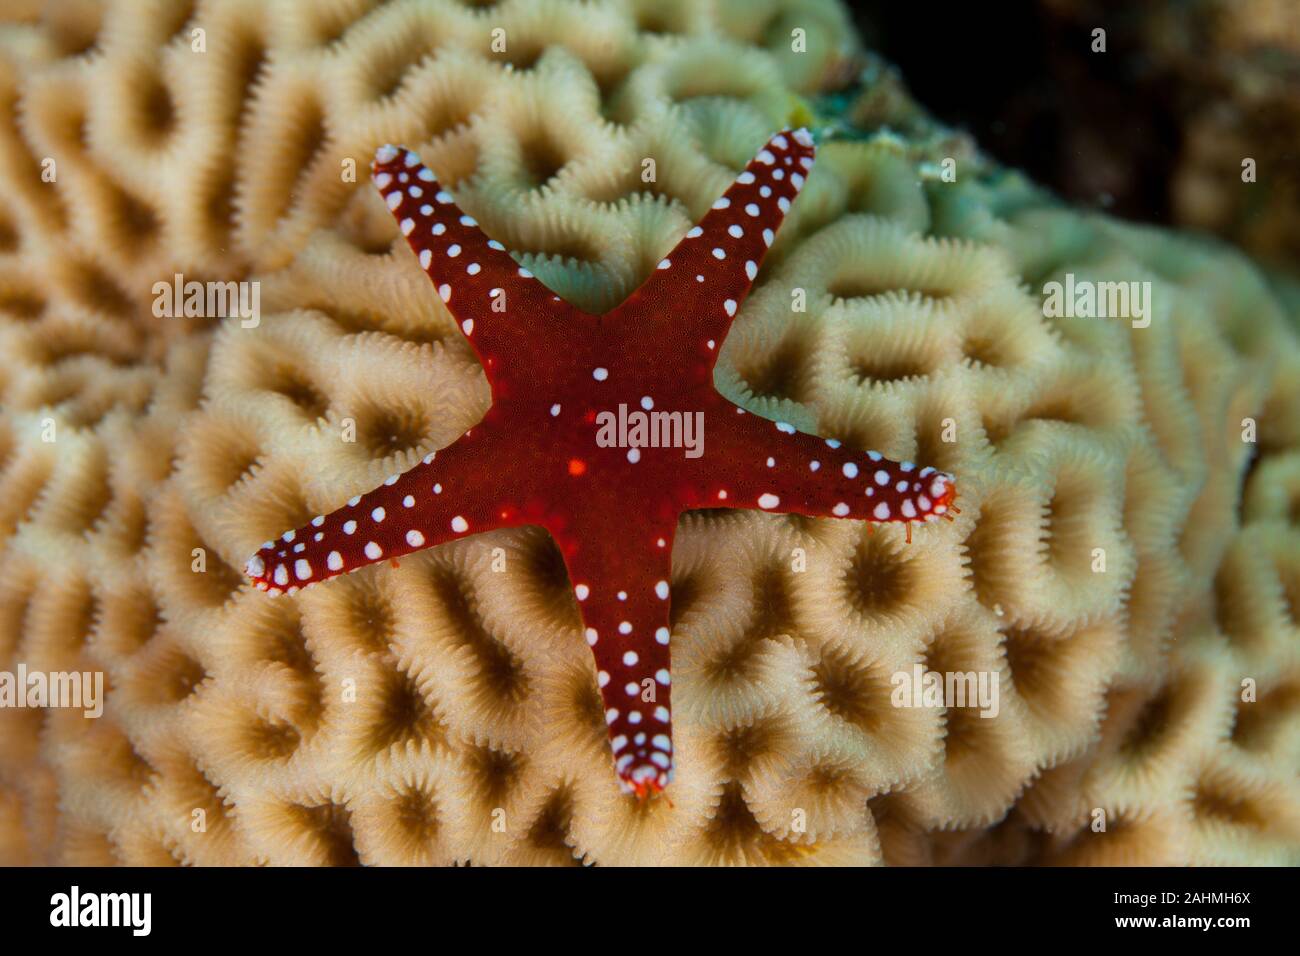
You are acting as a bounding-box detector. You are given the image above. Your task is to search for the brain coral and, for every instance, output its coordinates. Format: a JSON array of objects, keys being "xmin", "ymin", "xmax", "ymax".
[{"xmin": 0, "ymin": 0, "xmax": 1298, "ymax": 866}]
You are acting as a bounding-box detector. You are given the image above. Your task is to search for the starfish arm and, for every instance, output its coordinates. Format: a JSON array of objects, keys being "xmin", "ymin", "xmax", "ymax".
[
  {"xmin": 618, "ymin": 128, "xmax": 815, "ymax": 351},
  {"xmin": 554, "ymin": 517, "xmax": 677, "ymax": 797},
  {"xmin": 702, "ymin": 407, "xmax": 957, "ymax": 526},
  {"xmin": 371, "ymin": 145, "xmax": 569, "ymax": 367},
  {"xmin": 244, "ymin": 424, "xmax": 526, "ymax": 594}
]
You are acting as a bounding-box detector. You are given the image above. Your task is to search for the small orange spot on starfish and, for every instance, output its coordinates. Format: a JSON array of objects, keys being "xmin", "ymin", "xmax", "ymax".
[{"xmin": 632, "ymin": 779, "xmax": 671, "ymax": 804}]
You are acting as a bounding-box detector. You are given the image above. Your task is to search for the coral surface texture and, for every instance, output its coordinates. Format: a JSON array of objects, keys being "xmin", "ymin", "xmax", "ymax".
[{"xmin": 0, "ymin": 0, "xmax": 1297, "ymax": 866}]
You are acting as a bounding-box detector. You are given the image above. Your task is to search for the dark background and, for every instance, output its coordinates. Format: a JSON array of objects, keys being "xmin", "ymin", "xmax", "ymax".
[{"xmin": 851, "ymin": 0, "xmax": 1300, "ymax": 270}]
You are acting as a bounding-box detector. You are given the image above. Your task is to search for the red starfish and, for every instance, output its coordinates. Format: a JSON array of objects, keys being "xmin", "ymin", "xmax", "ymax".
[{"xmin": 244, "ymin": 128, "xmax": 957, "ymax": 797}]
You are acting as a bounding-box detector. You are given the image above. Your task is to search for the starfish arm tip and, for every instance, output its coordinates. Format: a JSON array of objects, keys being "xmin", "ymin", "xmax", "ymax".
[
  {"xmin": 626, "ymin": 126, "xmax": 815, "ymax": 347},
  {"xmin": 791, "ymin": 126, "xmax": 816, "ymax": 150},
  {"xmin": 244, "ymin": 431, "xmax": 525, "ymax": 597},
  {"xmin": 371, "ymin": 144, "xmax": 563, "ymax": 360},
  {"xmin": 621, "ymin": 768, "xmax": 674, "ymax": 800},
  {"xmin": 710, "ymin": 412, "xmax": 958, "ymax": 525},
  {"xmin": 562, "ymin": 523, "xmax": 677, "ymax": 800}
]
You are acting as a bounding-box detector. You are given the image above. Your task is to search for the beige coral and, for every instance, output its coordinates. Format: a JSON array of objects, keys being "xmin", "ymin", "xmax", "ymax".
[{"xmin": 0, "ymin": 0, "xmax": 1297, "ymax": 866}]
